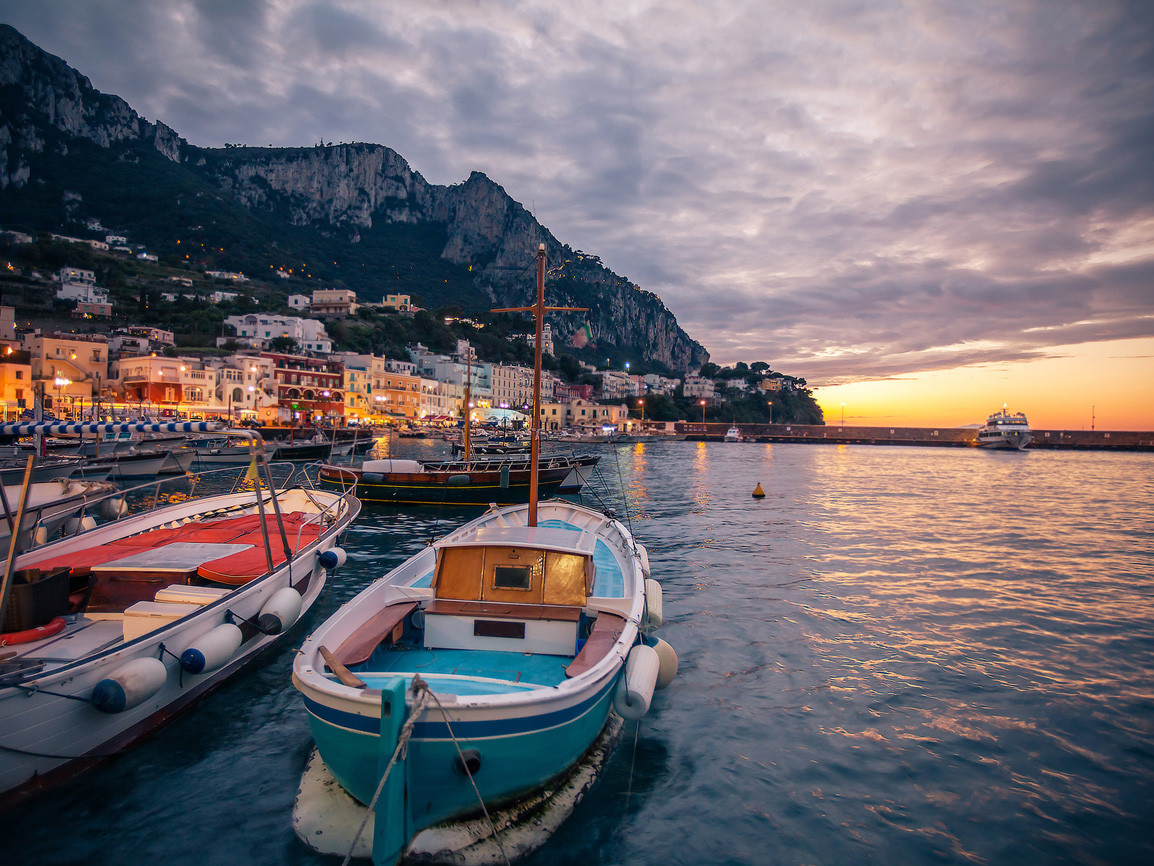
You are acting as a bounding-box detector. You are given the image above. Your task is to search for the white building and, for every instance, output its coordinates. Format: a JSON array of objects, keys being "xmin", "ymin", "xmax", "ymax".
[
  {"xmin": 56, "ymin": 267, "xmax": 111, "ymax": 306},
  {"xmin": 222, "ymin": 314, "xmax": 332, "ymax": 354}
]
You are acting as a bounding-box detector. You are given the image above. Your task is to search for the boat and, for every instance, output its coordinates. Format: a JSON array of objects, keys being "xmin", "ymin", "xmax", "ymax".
[
  {"xmin": 0, "ymin": 456, "xmax": 88, "ymax": 485},
  {"xmin": 724, "ymin": 426, "xmax": 744, "ymax": 443},
  {"xmin": 0, "ymin": 420, "xmax": 360, "ymax": 806},
  {"xmin": 0, "ymin": 477, "xmax": 119, "ymax": 554},
  {"xmin": 976, "ymin": 408, "xmax": 1032, "ymax": 450},
  {"xmin": 272, "ymin": 435, "xmax": 354, "ymax": 461},
  {"xmin": 85, "ymin": 447, "xmax": 192, "ymax": 478},
  {"xmin": 558, "ymin": 453, "xmax": 600, "ymax": 494},
  {"xmin": 316, "ymin": 453, "xmax": 586, "ymax": 506},
  {"xmin": 183, "ymin": 436, "xmax": 259, "ymax": 468},
  {"xmin": 292, "ymin": 245, "xmax": 675, "ymax": 864}
]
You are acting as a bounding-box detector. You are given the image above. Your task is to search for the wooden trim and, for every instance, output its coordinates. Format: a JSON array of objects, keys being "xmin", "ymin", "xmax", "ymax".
[{"xmin": 424, "ymin": 599, "xmax": 581, "ymax": 622}]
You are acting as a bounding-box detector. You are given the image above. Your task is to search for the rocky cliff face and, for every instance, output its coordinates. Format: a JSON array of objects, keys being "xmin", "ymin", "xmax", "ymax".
[{"xmin": 0, "ymin": 24, "xmax": 709, "ymax": 371}]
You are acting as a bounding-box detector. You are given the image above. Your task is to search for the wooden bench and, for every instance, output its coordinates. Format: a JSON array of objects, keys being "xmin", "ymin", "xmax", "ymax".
[
  {"xmin": 329, "ymin": 601, "xmax": 419, "ymax": 667},
  {"xmin": 565, "ymin": 612, "xmax": 627, "ymax": 678}
]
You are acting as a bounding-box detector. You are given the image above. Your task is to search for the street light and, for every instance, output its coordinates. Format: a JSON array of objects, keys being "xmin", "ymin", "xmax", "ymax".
[
  {"xmin": 768, "ymin": 401, "xmax": 773, "ymax": 424},
  {"xmin": 699, "ymin": 399, "xmax": 706, "ymax": 424},
  {"xmin": 638, "ymin": 398, "xmax": 645, "ymax": 429},
  {"xmin": 54, "ymin": 376, "xmax": 71, "ymax": 415},
  {"xmin": 841, "ymin": 402, "xmax": 845, "ymax": 425}
]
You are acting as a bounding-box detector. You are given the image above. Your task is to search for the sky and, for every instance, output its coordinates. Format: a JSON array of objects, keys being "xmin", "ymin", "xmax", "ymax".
[{"xmin": 2, "ymin": 0, "xmax": 1153, "ymax": 430}]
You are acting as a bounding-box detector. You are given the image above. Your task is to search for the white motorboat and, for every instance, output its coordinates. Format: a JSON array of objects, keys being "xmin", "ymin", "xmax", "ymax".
[
  {"xmin": 724, "ymin": 426, "xmax": 744, "ymax": 442},
  {"xmin": 976, "ymin": 409, "xmax": 1032, "ymax": 450},
  {"xmin": 0, "ymin": 421, "xmax": 360, "ymax": 806}
]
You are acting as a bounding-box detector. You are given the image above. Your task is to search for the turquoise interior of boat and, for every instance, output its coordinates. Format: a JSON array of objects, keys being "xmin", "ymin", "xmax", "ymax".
[{"xmin": 354, "ymin": 648, "xmax": 571, "ymax": 693}]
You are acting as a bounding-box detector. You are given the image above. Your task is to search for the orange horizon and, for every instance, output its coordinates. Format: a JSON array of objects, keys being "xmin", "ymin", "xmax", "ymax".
[{"xmin": 810, "ymin": 337, "xmax": 1154, "ymax": 432}]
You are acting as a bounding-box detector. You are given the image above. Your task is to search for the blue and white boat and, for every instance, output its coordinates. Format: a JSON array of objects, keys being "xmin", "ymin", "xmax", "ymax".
[{"xmin": 291, "ymin": 245, "xmax": 676, "ymax": 864}]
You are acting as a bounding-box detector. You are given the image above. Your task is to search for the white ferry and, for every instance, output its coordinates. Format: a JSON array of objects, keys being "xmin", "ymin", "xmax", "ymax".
[{"xmin": 976, "ymin": 409, "xmax": 1032, "ymax": 450}]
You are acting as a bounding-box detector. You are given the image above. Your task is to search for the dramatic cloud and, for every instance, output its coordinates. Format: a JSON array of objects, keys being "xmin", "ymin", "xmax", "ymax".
[{"xmin": 3, "ymin": 0, "xmax": 1153, "ymax": 383}]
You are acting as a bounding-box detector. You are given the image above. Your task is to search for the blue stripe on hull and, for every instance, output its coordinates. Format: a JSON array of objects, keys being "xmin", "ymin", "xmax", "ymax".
[{"xmin": 303, "ymin": 676, "xmax": 618, "ymax": 820}]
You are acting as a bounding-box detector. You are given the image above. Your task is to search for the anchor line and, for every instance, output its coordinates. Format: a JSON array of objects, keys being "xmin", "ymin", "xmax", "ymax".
[
  {"xmin": 623, "ymin": 716, "xmax": 641, "ymax": 813},
  {"xmin": 341, "ymin": 679, "xmax": 433, "ymax": 866}
]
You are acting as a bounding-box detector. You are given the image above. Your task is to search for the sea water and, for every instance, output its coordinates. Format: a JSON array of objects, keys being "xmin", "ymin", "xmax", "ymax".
[{"xmin": 6, "ymin": 441, "xmax": 1153, "ymax": 865}]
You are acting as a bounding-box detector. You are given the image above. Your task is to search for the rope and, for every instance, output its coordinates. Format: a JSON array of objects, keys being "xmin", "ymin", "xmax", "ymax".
[
  {"xmin": 423, "ymin": 685, "xmax": 512, "ymax": 866},
  {"xmin": 623, "ymin": 717, "xmax": 640, "ymax": 814},
  {"xmin": 341, "ymin": 681, "xmax": 431, "ymax": 866},
  {"xmin": 340, "ymin": 676, "xmax": 512, "ymax": 866}
]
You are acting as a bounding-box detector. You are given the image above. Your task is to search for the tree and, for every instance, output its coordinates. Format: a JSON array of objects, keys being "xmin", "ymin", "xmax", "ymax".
[{"xmin": 268, "ymin": 335, "xmax": 299, "ymax": 353}]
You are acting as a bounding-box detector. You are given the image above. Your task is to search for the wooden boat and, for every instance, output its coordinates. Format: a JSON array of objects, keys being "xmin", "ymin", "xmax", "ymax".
[
  {"xmin": 316, "ymin": 454, "xmax": 583, "ymax": 505},
  {"xmin": 293, "ymin": 245, "xmax": 676, "ymax": 864},
  {"xmin": 0, "ymin": 421, "xmax": 360, "ymax": 806}
]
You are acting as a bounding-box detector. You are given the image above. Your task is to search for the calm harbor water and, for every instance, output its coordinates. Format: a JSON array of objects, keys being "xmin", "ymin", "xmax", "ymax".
[{"xmin": 7, "ymin": 440, "xmax": 1154, "ymax": 865}]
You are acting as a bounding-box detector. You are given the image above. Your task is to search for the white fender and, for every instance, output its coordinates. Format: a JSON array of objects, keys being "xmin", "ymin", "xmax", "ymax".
[
  {"xmin": 101, "ymin": 497, "xmax": 128, "ymax": 519},
  {"xmin": 64, "ymin": 515, "xmax": 98, "ymax": 535},
  {"xmin": 91, "ymin": 657, "xmax": 168, "ymax": 713},
  {"xmin": 643, "ymin": 578, "xmax": 663, "ymax": 629},
  {"xmin": 257, "ymin": 586, "xmax": 303, "ymax": 635},
  {"xmin": 651, "ymin": 637, "xmax": 678, "ymax": 689},
  {"xmin": 318, "ymin": 546, "xmax": 347, "ymax": 569},
  {"xmin": 613, "ymin": 643, "xmax": 659, "ymax": 720},
  {"xmin": 33, "ymin": 526, "xmax": 49, "ymax": 546},
  {"xmin": 179, "ymin": 623, "xmax": 244, "ymax": 674},
  {"xmin": 636, "ymin": 542, "xmax": 651, "ymax": 577}
]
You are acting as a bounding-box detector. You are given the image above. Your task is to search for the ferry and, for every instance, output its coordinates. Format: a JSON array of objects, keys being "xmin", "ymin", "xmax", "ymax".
[{"xmin": 976, "ymin": 409, "xmax": 1031, "ymax": 450}]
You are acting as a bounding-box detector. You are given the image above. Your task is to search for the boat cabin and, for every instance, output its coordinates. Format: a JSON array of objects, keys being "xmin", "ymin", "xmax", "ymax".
[{"xmin": 423, "ymin": 526, "xmax": 596, "ymax": 656}]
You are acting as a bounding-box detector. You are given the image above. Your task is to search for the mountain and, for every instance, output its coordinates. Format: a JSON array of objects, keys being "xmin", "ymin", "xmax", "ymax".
[{"xmin": 0, "ymin": 24, "xmax": 709, "ymax": 373}]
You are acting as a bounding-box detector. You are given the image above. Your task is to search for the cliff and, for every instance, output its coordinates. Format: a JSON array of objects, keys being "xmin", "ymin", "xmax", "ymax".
[{"xmin": 0, "ymin": 25, "xmax": 709, "ymax": 372}]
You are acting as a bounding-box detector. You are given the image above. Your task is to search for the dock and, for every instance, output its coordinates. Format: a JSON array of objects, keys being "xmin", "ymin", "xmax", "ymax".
[{"xmin": 676, "ymin": 423, "xmax": 1154, "ymax": 452}]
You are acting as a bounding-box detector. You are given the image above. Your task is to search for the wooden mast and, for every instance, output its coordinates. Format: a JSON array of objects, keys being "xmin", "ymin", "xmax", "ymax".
[{"xmin": 493, "ymin": 244, "xmax": 585, "ymax": 527}]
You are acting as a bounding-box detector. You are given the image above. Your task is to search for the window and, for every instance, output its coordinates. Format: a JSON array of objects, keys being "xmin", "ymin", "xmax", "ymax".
[
  {"xmin": 15, "ymin": 370, "xmax": 22, "ymax": 380},
  {"xmin": 493, "ymin": 565, "xmax": 532, "ymax": 590}
]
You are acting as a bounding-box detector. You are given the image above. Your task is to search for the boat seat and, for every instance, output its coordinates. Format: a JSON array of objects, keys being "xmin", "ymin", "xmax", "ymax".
[
  {"xmin": 197, "ymin": 524, "xmax": 322, "ymax": 585},
  {"xmin": 423, "ymin": 599, "xmax": 582, "ymax": 622},
  {"xmin": 565, "ymin": 612, "xmax": 626, "ymax": 678},
  {"xmin": 85, "ymin": 571, "xmax": 194, "ymax": 614},
  {"xmin": 329, "ymin": 601, "xmax": 419, "ymax": 667}
]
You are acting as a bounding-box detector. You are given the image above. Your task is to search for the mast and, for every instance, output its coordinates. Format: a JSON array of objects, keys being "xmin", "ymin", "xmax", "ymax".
[
  {"xmin": 493, "ymin": 244, "xmax": 585, "ymax": 527},
  {"xmin": 462, "ymin": 351, "xmax": 472, "ymax": 461}
]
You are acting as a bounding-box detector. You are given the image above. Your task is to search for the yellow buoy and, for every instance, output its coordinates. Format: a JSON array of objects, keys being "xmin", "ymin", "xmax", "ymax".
[{"xmin": 752, "ymin": 482, "xmax": 765, "ymax": 498}]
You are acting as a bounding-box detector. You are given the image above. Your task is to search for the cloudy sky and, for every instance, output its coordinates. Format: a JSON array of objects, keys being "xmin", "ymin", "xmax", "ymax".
[{"xmin": 3, "ymin": 0, "xmax": 1152, "ymax": 427}]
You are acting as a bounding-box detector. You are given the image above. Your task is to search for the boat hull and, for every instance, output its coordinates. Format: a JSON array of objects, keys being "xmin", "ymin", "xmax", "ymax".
[{"xmin": 298, "ymin": 672, "xmax": 618, "ymax": 824}]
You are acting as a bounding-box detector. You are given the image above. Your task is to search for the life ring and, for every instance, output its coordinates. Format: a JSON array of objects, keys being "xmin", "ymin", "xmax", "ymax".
[{"xmin": 0, "ymin": 616, "xmax": 67, "ymax": 647}]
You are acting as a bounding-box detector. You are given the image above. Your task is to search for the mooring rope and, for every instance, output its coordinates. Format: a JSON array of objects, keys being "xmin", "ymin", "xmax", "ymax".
[
  {"xmin": 341, "ymin": 681, "xmax": 431, "ymax": 866},
  {"xmin": 340, "ymin": 676, "xmax": 512, "ymax": 866},
  {"xmin": 623, "ymin": 716, "xmax": 641, "ymax": 815}
]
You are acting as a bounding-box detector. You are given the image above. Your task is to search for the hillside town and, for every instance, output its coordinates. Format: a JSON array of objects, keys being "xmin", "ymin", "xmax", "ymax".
[{"xmin": 0, "ymin": 240, "xmax": 803, "ymax": 432}]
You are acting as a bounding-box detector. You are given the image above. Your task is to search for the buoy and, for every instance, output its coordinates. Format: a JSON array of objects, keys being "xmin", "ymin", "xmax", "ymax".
[
  {"xmin": 648, "ymin": 636, "xmax": 679, "ymax": 689},
  {"xmin": 257, "ymin": 586, "xmax": 303, "ymax": 634},
  {"xmin": 752, "ymin": 482, "xmax": 765, "ymax": 498},
  {"xmin": 91, "ymin": 657, "xmax": 168, "ymax": 713},
  {"xmin": 101, "ymin": 497, "xmax": 128, "ymax": 519},
  {"xmin": 318, "ymin": 547, "xmax": 347, "ymax": 569},
  {"xmin": 613, "ymin": 643, "xmax": 659, "ymax": 720},
  {"xmin": 643, "ymin": 578, "xmax": 663, "ymax": 629},
  {"xmin": 179, "ymin": 623, "xmax": 243, "ymax": 674},
  {"xmin": 33, "ymin": 526, "xmax": 49, "ymax": 546},
  {"xmin": 446, "ymin": 474, "xmax": 471, "ymax": 486},
  {"xmin": 361, "ymin": 472, "xmax": 384, "ymax": 483}
]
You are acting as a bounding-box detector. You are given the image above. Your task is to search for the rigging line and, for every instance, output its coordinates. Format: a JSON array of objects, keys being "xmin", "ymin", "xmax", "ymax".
[
  {"xmin": 341, "ymin": 683, "xmax": 431, "ymax": 866},
  {"xmin": 610, "ymin": 441, "xmax": 635, "ymax": 536},
  {"xmin": 623, "ymin": 717, "xmax": 640, "ymax": 812},
  {"xmin": 424, "ymin": 682, "xmax": 513, "ymax": 866}
]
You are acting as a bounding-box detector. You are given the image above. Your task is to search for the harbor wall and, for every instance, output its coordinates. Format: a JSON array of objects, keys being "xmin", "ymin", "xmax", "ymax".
[{"xmin": 674, "ymin": 423, "xmax": 1154, "ymax": 452}]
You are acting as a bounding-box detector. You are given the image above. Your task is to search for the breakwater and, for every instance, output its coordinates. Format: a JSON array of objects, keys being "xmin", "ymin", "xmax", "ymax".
[{"xmin": 676, "ymin": 423, "xmax": 1154, "ymax": 451}]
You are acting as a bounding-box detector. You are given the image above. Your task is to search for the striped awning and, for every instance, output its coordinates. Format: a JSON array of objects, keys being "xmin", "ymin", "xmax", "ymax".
[{"xmin": 0, "ymin": 420, "xmax": 227, "ymax": 437}]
